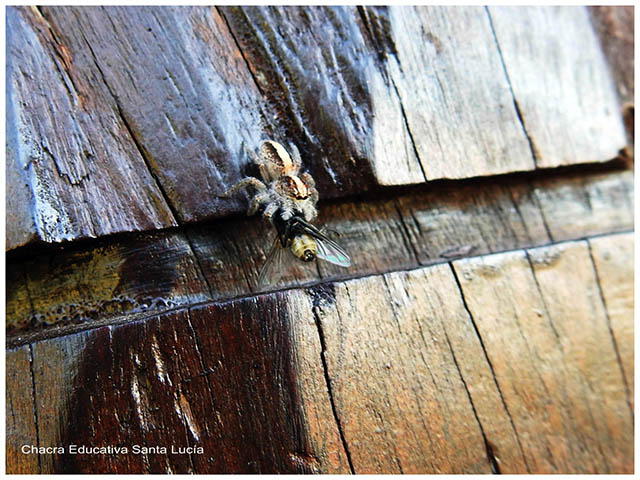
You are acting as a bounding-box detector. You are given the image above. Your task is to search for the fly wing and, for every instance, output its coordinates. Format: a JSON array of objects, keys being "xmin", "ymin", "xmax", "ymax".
[
  {"xmin": 256, "ymin": 235, "xmax": 288, "ymax": 289},
  {"xmin": 292, "ymin": 218, "xmax": 352, "ymax": 268},
  {"xmin": 314, "ymin": 235, "xmax": 352, "ymax": 267}
]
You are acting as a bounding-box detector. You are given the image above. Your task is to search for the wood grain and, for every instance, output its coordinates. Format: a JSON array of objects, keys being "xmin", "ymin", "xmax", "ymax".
[
  {"xmin": 7, "ymin": 166, "xmax": 632, "ymax": 343},
  {"xmin": 589, "ymin": 6, "xmax": 634, "ymax": 106},
  {"xmin": 6, "ymin": 346, "xmax": 40, "ymax": 474},
  {"xmin": 11, "ymin": 294, "xmax": 350, "ymax": 473},
  {"xmin": 311, "ymin": 268, "xmax": 522, "ymax": 473},
  {"xmin": 453, "ymin": 241, "xmax": 633, "ymax": 473},
  {"xmin": 587, "ymin": 233, "xmax": 634, "ymax": 411},
  {"xmin": 221, "ymin": 6, "xmax": 422, "ymax": 189},
  {"xmin": 6, "ymin": 7, "xmax": 176, "ymax": 249},
  {"xmin": 532, "ymin": 169, "xmax": 633, "ymax": 242},
  {"xmin": 7, "ymin": 230, "xmax": 211, "ymax": 339},
  {"xmin": 8, "ymin": 234, "xmax": 632, "ymax": 473},
  {"xmin": 373, "ymin": 6, "xmax": 535, "ymax": 179},
  {"xmin": 488, "ymin": 6, "xmax": 626, "ymax": 168},
  {"xmin": 7, "ymin": 6, "xmax": 627, "ymax": 250}
]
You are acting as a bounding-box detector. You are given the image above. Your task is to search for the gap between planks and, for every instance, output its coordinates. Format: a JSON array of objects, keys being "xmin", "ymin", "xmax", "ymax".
[{"xmin": 6, "ymin": 230, "xmax": 632, "ymax": 350}]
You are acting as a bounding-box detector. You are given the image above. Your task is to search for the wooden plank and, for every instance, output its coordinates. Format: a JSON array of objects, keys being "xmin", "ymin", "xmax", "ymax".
[
  {"xmin": 488, "ymin": 6, "xmax": 626, "ymax": 168},
  {"xmin": 6, "ymin": 346, "xmax": 40, "ymax": 474},
  {"xmin": 589, "ymin": 6, "xmax": 634, "ymax": 106},
  {"xmin": 13, "ymin": 295, "xmax": 349, "ymax": 473},
  {"xmin": 453, "ymin": 241, "xmax": 633, "ymax": 473},
  {"xmin": 7, "ymin": 167, "xmax": 633, "ymax": 343},
  {"xmin": 220, "ymin": 6, "xmax": 422, "ymax": 189},
  {"xmin": 7, "ymin": 231, "xmax": 210, "ymax": 339},
  {"xmin": 588, "ymin": 233, "xmax": 634, "ymax": 410},
  {"xmin": 8, "ymin": 233, "xmax": 633, "ymax": 473},
  {"xmin": 395, "ymin": 178, "xmax": 551, "ymax": 265},
  {"xmin": 312, "ymin": 274, "xmax": 492, "ymax": 473},
  {"xmin": 8, "ymin": 6, "xmax": 628, "ymax": 250},
  {"xmin": 6, "ymin": 7, "xmax": 176, "ymax": 250},
  {"xmin": 38, "ymin": 6, "xmax": 269, "ymax": 223},
  {"xmin": 532, "ymin": 169, "xmax": 633, "ymax": 242},
  {"xmin": 372, "ymin": 6, "xmax": 536, "ymax": 179}
]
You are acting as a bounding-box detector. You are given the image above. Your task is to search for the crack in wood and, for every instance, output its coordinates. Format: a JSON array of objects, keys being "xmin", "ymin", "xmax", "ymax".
[
  {"xmin": 27, "ymin": 344, "xmax": 43, "ymax": 474},
  {"xmin": 310, "ymin": 304, "xmax": 355, "ymax": 474},
  {"xmin": 485, "ymin": 6, "xmax": 539, "ymax": 168},
  {"xmin": 448, "ymin": 262, "xmax": 531, "ymax": 473},
  {"xmin": 34, "ymin": 7, "xmax": 83, "ymax": 107},
  {"xmin": 392, "ymin": 200, "xmax": 420, "ymax": 264},
  {"xmin": 388, "ymin": 76, "xmax": 428, "ymax": 181},
  {"xmin": 216, "ymin": 7, "xmax": 265, "ymax": 98},
  {"xmin": 440, "ymin": 319, "xmax": 501, "ymax": 473},
  {"xmin": 585, "ymin": 240, "xmax": 634, "ymax": 421},
  {"xmin": 76, "ymin": 22, "xmax": 179, "ymax": 226},
  {"xmin": 183, "ymin": 231, "xmax": 214, "ymax": 299}
]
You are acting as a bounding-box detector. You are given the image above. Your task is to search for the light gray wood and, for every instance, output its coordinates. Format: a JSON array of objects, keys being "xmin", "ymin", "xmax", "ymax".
[
  {"xmin": 488, "ymin": 6, "xmax": 626, "ymax": 167},
  {"xmin": 382, "ymin": 6, "xmax": 536, "ymax": 179}
]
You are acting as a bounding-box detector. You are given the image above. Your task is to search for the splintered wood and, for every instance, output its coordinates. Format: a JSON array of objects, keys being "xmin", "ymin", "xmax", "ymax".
[
  {"xmin": 6, "ymin": 6, "xmax": 627, "ymax": 249},
  {"xmin": 7, "ymin": 233, "xmax": 633, "ymax": 473}
]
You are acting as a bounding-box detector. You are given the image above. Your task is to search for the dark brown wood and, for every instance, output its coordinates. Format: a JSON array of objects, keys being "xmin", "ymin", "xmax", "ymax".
[
  {"xmin": 6, "ymin": 5, "xmax": 633, "ymax": 474},
  {"xmin": 17, "ymin": 294, "xmax": 350, "ymax": 473},
  {"xmin": 589, "ymin": 6, "xmax": 634, "ymax": 106},
  {"xmin": 6, "ymin": 7, "xmax": 177, "ymax": 250},
  {"xmin": 7, "ymin": 233, "xmax": 633, "ymax": 473},
  {"xmin": 7, "ymin": 6, "xmax": 626, "ymax": 250},
  {"xmin": 7, "ymin": 166, "xmax": 633, "ymax": 344}
]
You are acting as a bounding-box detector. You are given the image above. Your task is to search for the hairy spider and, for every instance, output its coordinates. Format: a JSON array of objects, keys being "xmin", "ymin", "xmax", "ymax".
[{"xmin": 223, "ymin": 140, "xmax": 319, "ymax": 223}]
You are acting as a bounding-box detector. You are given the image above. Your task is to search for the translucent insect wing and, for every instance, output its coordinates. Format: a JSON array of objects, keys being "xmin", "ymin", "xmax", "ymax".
[
  {"xmin": 256, "ymin": 236, "xmax": 288, "ymax": 289},
  {"xmin": 315, "ymin": 237, "xmax": 352, "ymax": 267}
]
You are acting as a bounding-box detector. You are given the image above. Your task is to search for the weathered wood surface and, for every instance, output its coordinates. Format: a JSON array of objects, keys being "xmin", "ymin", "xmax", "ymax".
[
  {"xmin": 6, "ymin": 233, "xmax": 633, "ymax": 473},
  {"xmin": 7, "ymin": 166, "xmax": 633, "ymax": 344},
  {"xmin": 7, "ymin": 5, "xmax": 627, "ymax": 250},
  {"xmin": 589, "ymin": 6, "xmax": 634, "ymax": 106},
  {"xmin": 589, "ymin": 6, "xmax": 634, "ymax": 145},
  {"xmin": 6, "ymin": 5, "xmax": 634, "ymax": 475},
  {"xmin": 6, "ymin": 346, "xmax": 40, "ymax": 474},
  {"xmin": 453, "ymin": 239, "xmax": 633, "ymax": 473},
  {"xmin": 487, "ymin": 6, "xmax": 626, "ymax": 168},
  {"xmin": 588, "ymin": 233, "xmax": 634, "ymax": 411}
]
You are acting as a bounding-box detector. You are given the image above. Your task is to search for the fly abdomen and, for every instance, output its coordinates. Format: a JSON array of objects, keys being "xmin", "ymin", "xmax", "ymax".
[{"xmin": 290, "ymin": 234, "xmax": 317, "ymax": 262}]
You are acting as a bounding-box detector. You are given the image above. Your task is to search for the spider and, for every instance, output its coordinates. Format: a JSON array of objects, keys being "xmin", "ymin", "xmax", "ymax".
[{"xmin": 223, "ymin": 140, "xmax": 319, "ymax": 223}]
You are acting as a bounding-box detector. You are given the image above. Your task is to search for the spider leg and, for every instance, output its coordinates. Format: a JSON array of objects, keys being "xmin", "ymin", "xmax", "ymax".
[
  {"xmin": 248, "ymin": 191, "xmax": 271, "ymax": 216},
  {"xmin": 301, "ymin": 201, "xmax": 318, "ymax": 221},
  {"xmin": 299, "ymin": 171, "xmax": 315, "ymax": 189},
  {"xmin": 300, "ymin": 173, "xmax": 318, "ymax": 205},
  {"xmin": 263, "ymin": 202, "xmax": 279, "ymax": 219},
  {"xmin": 222, "ymin": 177, "xmax": 266, "ymax": 197},
  {"xmin": 289, "ymin": 143, "xmax": 303, "ymax": 173},
  {"xmin": 244, "ymin": 142, "xmax": 262, "ymax": 165}
]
